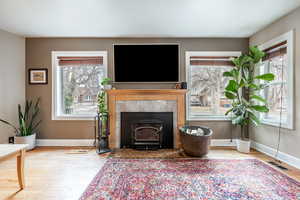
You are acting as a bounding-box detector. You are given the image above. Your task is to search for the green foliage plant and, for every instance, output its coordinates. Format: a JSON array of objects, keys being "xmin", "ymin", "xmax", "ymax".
[
  {"xmin": 223, "ymin": 46, "xmax": 275, "ymax": 140},
  {"xmin": 0, "ymin": 98, "xmax": 42, "ymax": 136},
  {"xmin": 101, "ymin": 77, "xmax": 112, "ymax": 86},
  {"xmin": 97, "ymin": 78, "xmax": 111, "ymax": 137}
]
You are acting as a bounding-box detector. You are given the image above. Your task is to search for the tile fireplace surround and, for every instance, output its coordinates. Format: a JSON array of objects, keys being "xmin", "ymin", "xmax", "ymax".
[{"xmin": 106, "ymin": 89, "xmax": 187, "ymax": 149}]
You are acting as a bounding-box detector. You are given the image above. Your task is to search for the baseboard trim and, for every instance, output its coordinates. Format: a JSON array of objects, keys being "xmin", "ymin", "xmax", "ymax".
[
  {"xmin": 251, "ymin": 141, "xmax": 300, "ymax": 169},
  {"xmin": 36, "ymin": 139, "xmax": 95, "ymax": 147},
  {"xmin": 210, "ymin": 139, "xmax": 237, "ymax": 147},
  {"xmin": 36, "ymin": 139, "xmax": 236, "ymax": 147}
]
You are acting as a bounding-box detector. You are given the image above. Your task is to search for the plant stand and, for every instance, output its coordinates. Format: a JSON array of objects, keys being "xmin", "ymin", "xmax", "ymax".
[
  {"xmin": 95, "ymin": 113, "xmax": 111, "ymax": 154},
  {"xmin": 97, "ymin": 137, "xmax": 111, "ymax": 154}
]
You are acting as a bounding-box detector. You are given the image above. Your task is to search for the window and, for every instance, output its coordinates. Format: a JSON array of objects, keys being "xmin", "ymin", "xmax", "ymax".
[
  {"xmin": 52, "ymin": 51, "xmax": 108, "ymax": 120},
  {"xmin": 259, "ymin": 30, "xmax": 294, "ymax": 129},
  {"xmin": 186, "ymin": 51, "xmax": 241, "ymax": 120}
]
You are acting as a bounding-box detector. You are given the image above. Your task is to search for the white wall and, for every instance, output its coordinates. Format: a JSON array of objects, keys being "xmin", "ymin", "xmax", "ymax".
[{"xmin": 0, "ymin": 29, "xmax": 25, "ymax": 143}]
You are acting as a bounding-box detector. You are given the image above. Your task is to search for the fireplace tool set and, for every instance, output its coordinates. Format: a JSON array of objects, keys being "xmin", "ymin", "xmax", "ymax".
[{"xmin": 94, "ymin": 112, "xmax": 111, "ymax": 154}]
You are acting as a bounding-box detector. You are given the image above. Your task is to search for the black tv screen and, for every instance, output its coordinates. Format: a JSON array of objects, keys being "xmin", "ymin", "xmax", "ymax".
[{"xmin": 114, "ymin": 44, "xmax": 179, "ymax": 82}]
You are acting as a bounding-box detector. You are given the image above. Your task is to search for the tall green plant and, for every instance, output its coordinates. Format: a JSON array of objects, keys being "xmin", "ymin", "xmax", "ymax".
[
  {"xmin": 97, "ymin": 90, "xmax": 107, "ymax": 114},
  {"xmin": 97, "ymin": 79, "xmax": 110, "ymax": 137},
  {"xmin": 97, "ymin": 77, "xmax": 111, "ymax": 113},
  {"xmin": 223, "ymin": 46, "xmax": 275, "ymax": 140},
  {"xmin": 0, "ymin": 98, "xmax": 42, "ymax": 136}
]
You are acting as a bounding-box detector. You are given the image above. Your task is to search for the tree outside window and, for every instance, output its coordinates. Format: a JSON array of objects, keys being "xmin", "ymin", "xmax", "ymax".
[
  {"xmin": 61, "ymin": 64, "xmax": 105, "ymax": 115},
  {"xmin": 52, "ymin": 52, "xmax": 107, "ymax": 120},
  {"xmin": 190, "ymin": 65, "xmax": 231, "ymax": 116},
  {"xmin": 261, "ymin": 49, "xmax": 288, "ymax": 123},
  {"xmin": 257, "ymin": 30, "xmax": 294, "ymax": 129},
  {"xmin": 186, "ymin": 51, "xmax": 241, "ymax": 120}
]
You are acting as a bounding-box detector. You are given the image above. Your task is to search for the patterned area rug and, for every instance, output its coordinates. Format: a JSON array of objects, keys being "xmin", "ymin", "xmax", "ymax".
[{"xmin": 80, "ymin": 159, "xmax": 300, "ymax": 200}]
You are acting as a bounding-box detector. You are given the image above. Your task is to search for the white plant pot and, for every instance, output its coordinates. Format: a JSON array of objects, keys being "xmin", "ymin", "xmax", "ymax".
[
  {"xmin": 236, "ymin": 139, "xmax": 251, "ymax": 153},
  {"xmin": 14, "ymin": 133, "xmax": 36, "ymax": 150},
  {"xmin": 103, "ymin": 85, "xmax": 112, "ymax": 90}
]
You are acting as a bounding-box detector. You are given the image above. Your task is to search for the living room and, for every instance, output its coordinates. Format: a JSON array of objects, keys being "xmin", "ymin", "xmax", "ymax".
[{"xmin": 0, "ymin": 1, "xmax": 300, "ymax": 199}]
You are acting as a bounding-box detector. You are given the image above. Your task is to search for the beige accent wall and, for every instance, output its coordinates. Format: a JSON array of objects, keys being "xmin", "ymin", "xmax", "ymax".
[
  {"xmin": 26, "ymin": 38, "xmax": 248, "ymax": 140},
  {"xmin": 250, "ymin": 7, "xmax": 300, "ymax": 158},
  {"xmin": 0, "ymin": 29, "xmax": 25, "ymax": 143}
]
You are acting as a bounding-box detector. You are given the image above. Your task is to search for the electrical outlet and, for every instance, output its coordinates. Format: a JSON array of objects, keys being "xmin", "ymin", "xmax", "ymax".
[{"xmin": 8, "ymin": 136, "xmax": 14, "ymax": 144}]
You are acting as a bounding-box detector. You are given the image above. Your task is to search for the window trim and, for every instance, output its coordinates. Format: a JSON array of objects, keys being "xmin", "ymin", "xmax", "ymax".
[
  {"xmin": 185, "ymin": 51, "xmax": 241, "ymax": 121},
  {"xmin": 51, "ymin": 51, "xmax": 108, "ymax": 121},
  {"xmin": 258, "ymin": 30, "xmax": 294, "ymax": 129}
]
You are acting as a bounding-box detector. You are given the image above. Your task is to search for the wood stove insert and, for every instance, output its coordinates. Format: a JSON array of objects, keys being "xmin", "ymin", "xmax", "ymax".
[{"xmin": 121, "ymin": 112, "xmax": 173, "ymax": 149}]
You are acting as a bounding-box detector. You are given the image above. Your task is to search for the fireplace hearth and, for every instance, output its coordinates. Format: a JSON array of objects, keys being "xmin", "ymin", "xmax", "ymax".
[{"xmin": 121, "ymin": 112, "xmax": 173, "ymax": 149}]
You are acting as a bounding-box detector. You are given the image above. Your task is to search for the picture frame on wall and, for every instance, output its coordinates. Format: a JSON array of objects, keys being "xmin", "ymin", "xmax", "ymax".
[{"xmin": 28, "ymin": 68, "xmax": 48, "ymax": 84}]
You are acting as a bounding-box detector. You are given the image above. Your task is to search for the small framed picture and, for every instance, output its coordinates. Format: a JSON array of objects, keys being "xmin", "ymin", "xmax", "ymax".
[{"xmin": 28, "ymin": 68, "xmax": 48, "ymax": 84}]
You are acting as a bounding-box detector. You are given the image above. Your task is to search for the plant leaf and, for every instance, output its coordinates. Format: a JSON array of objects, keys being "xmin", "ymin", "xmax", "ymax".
[
  {"xmin": 250, "ymin": 95, "xmax": 267, "ymax": 103},
  {"xmin": 223, "ymin": 69, "xmax": 238, "ymax": 78},
  {"xmin": 101, "ymin": 77, "xmax": 112, "ymax": 86},
  {"xmin": 223, "ymin": 71, "xmax": 233, "ymax": 77},
  {"xmin": 35, "ymin": 98, "xmax": 41, "ymax": 109},
  {"xmin": 225, "ymin": 91, "xmax": 236, "ymax": 99},
  {"xmin": 249, "ymin": 46, "xmax": 265, "ymax": 63},
  {"xmin": 252, "ymin": 83, "xmax": 270, "ymax": 91},
  {"xmin": 248, "ymin": 112, "xmax": 261, "ymax": 126},
  {"xmin": 29, "ymin": 107, "xmax": 39, "ymax": 131},
  {"xmin": 32, "ymin": 120, "xmax": 42, "ymax": 131},
  {"xmin": 239, "ymin": 55, "xmax": 253, "ymax": 66},
  {"xmin": 241, "ymin": 98, "xmax": 250, "ymax": 106},
  {"xmin": 254, "ymin": 73, "xmax": 275, "ymax": 81},
  {"xmin": 239, "ymin": 79, "xmax": 246, "ymax": 88},
  {"xmin": 20, "ymin": 118, "xmax": 27, "ymax": 136},
  {"xmin": 225, "ymin": 108, "xmax": 233, "ymax": 116},
  {"xmin": 251, "ymin": 105, "xmax": 269, "ymax": 113},
  {"xmin": 248, "ymin": 83, "xmax": 258, "ymax": 89},
  {"xmin": 225, "ymin": 80, "xmax": 239, "ymax": 93},
  {"xmin": 232, "ymin": 57, "xmax": 241, "ymax": 67},
  {"xmin": 0, "ymin": 118, "xmax": 19, "ymax": 133},
  {"xmin": 233, "ymin": 105, "xmax": 246, "ymax": 116},
  {"xmin": 232, "ymin": 115, "xmax": 246, "ymax": 125},
  {"xmin": 18, "ymin": 104, "xmax": 24, "ymax": 133}
]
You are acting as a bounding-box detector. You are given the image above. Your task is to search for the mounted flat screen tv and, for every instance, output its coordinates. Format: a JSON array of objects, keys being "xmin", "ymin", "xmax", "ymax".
[{"xmin": 114, "ymin": 44, "xmax": 179, "ymax": 82}]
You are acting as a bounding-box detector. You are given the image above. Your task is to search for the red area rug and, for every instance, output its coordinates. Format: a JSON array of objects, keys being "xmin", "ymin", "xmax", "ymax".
[{"xmin": 80, "ymin": 159, "xmax": 300, "ymax": 200}]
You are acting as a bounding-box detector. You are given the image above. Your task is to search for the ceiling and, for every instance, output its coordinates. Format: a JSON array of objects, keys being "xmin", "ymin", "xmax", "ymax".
[{"xmin": 0, "ymin": 0, "xmax": 299, "ymax": 38}]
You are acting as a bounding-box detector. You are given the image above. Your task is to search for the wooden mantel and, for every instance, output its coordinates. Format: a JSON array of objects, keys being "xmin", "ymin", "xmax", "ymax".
[
  {"xmin": 107, "ymin": 89, "xmax": 187, "ymax": 149},
  {"xmin": 106, "ymin": 89, "xmax": 187, "ymax": 95}
]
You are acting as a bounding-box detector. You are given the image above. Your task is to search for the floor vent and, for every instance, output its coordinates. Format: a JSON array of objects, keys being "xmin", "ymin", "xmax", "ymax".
[{"xmin": 268, "ymin": 161, "xmax": 288, "ymax": 170}]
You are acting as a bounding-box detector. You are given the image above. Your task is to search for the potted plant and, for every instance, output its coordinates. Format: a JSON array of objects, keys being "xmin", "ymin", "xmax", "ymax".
[
  {"xmin": 223, "ymin": 46, "xmax": 275, "ymax": 153},
  {"xmin": 101, "ymin": 77, "xmax": 112, "ymax": 90},
  {"xmin": 96, "ymin": 86, "xmax": 111, "ymax": 154},
  {"xmin": 0, "ymin": 98, "xmax": 41, "ymax": 150}
]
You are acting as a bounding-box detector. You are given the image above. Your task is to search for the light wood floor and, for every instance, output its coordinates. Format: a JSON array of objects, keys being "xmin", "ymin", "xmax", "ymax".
[{"xmin": 0, "ymin": 147, "xmax": 300, "ymax": 200}]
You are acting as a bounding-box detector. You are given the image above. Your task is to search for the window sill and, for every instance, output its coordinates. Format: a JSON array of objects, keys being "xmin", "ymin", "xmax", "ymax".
[
  {"xmin": 52, "ymin": 115, "xmax": 96, "ymax": 121},
  {"xmin": 187, "ymin": 116, "xmax": 231, "ymax": 121},
  {"xmin": 261, "ymin": 119, "xmax": 293, "ymax": 130}
]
